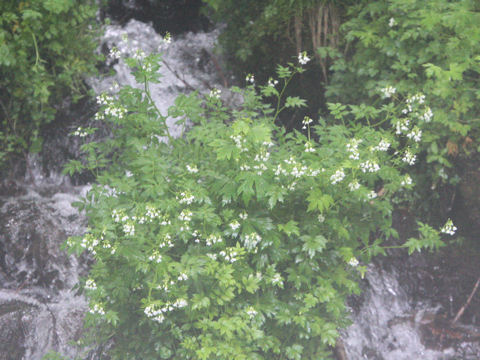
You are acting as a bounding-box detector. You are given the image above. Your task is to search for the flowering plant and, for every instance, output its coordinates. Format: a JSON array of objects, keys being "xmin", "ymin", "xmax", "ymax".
[{"xmin": 65, "ymin": 48, "xmax": 455, "ymax": 359}]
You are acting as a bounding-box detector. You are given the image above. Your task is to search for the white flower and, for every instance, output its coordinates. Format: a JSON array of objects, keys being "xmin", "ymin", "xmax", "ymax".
[
  {"xmin": 229, "ymin": 220, "xmax": 241, "ymax": 231},
  {"xmin": 271, "ymin": 273, "xmax": 283, "ymax": 286},
  {"xmin": 367, "ymin": 191, "xmax": 377, "ymax": 200},
  {"xmin": 420, "ymin": 107, "xmax": 433, "ymax": 122},
  {"xmin": 72, "ymin": 127, "xmax": 89, "ymax": 137},
  {"xmin": 302, "ymin": 116, "xmax": 313, "ymax": 129},
  {"xmin": 148, "ymin": 251, "xmax": 163, "ymax": 263},
  {"xmin": 132, "ymin": 49, "xmax": 146, "ymax": 61},
  {"xmin": 388, "ymin": 17, "xmax": 396, "ymax": 27},
  {"xmin": 401, "ymin": 174, "xmax": 413, "ymax": 186},
  {"xmin": 402, "ymin": 150, "xmax": 416, "ymax": 165},
  {"xmin": 205, "ymin": 234, "xmax": 222, "ymax": 246},
  {"xmin": 330, "ymin": 169, "xmax": 345, "ymax": 185},
  {"xmin": 178, "ymin": 210, "xmax": 192, "ymax": 222},
  {"xmin": 346, "ymin": 139, "xmax": 362, "ymax": 160},
  {"xmin": 360, "ymin": 160, "xmax": 380, "ymax": 173},
  {"xmin": 246, "ymin": 306, "xmax": 257, "ymax": 318},
  {"xmin": 178, "ymin": 191, "xmax": 195, "ymax": 205},
  {"xmin": 163, "ymin": 32, "xmax": 172, "ymax": 44},
  {"xmin": 440, "ymin": 219, "xmax": 457, "ymax": 236},
  {"xmin": 209, "ymin": 88, "xmax": 221, "ymax": 99},
  {"xmin": 267, "ymin": 78, "xmax": 278, "ymax": 87},
  {"xmin": 348, "ymin": 257, "xmax": 359, "ymax": 267},
  {"xmin": 239, "ymin": 212, "xmax": 248, "ymax": 220},
  {"xmin": 298, "ymin": 51, "xmax": 311, "ymax": 65},
  {"xmin": 243, "ymin": 232, "xmax": 261, "ymax": 251},
  {"xmin": 123, "ymin": 222, "xmax": 135, "ymax": 236},
  {"xmin": 85, "ymin": 279, "xmax": 97, "ymax": 290},
  {"xmin": 89, "ymin": 303, "xmax": 105, "ymax": 315},
  {"xmin": 318, "ymin": 214, "xmax": 325, "ymax": 223},
  {"xmin": 373, "ymin": 139, "xmax": 391, "ymax": 152},
  {"xmin": 395, "ymin": 119, "xmax": 410, "ymax": 135},
  {"xmin": 174, "ymin": 299, "xmax": 188, "ymax": 308},
  {"xmin": 246, "ymin": 73, "xmax": 255, "ymax": 84},
  {"xmin": 304, "ymin": 142, "xmax": 315, "ymax": 153},
  {"xmin": 109, "ymin": 47, "xmax": 121, "ymax": 60},
  {"xmin": 348, "ymin": 180, "xmax": 360, "ymax": 191},
  {"xmin": 178, "ymin": 273, "xmax": 188, "ymax": 281},
  {"xmin": 380, "ymin": 86, "xmax": 396, "ymax": 98},
  {"xmin": 406, "ymin": 127, "xmax": 422, "ymax": 142}
]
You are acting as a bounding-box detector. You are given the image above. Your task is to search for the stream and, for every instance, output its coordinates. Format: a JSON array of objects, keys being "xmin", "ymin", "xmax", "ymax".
[{"xmin": 1, "ymin": 17, "xmax": 479, "ymax": 360}]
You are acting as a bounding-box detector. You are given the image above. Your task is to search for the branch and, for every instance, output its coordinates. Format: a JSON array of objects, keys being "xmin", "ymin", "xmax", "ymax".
[{"xmin": 451, "ymin": 276, "xmax": 480, "ymax": 326}]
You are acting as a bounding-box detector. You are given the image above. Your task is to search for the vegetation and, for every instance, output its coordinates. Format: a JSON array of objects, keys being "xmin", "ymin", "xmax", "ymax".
[
  {"xmin": 0, "ymin": 0, "xmax": 98, "ymax": 168},
  {"xmin": 0, "ymin": 0, "xmax": 475, "ymax": 358},
  {"xmin": 327, "ymin": 0, "xmax": 480, "ymax": 215},
  {"xmin": 64, "ymin": 43, "xmax": 451, "ymax": 359}
]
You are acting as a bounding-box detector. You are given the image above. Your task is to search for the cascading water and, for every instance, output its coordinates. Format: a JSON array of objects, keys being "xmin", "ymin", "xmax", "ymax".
[{"xmin": 1, "ymin": 17, "xmax": 479, "ymax": 360}]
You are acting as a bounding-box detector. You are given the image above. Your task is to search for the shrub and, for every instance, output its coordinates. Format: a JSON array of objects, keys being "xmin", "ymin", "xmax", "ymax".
[
  {"xmin": 327, "ymin": 0, "xmax": 480, "ymax": 214},
  {"xmin": 65, "ymin": 42, "xmax": 451, "ymax": 359},
  {"xmin": 0, "ymin": 0, "xmax": 99, "ymax": 167}
]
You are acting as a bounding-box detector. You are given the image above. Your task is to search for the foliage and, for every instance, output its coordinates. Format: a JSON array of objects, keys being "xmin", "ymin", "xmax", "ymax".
[
  {"xmin": 327, "ymin": 0, "xmax": 480, "ymax": 212},
  {"xmin": 65, "ymin": 42, "xmax": 452, "ymax": 359},
  {"xmin": 201, "ymin": 0, "xmax": 352, "ymax": 101},
  {"xmin": 0, "ymin": 0, "xmax": 99, "ymax": 167}
]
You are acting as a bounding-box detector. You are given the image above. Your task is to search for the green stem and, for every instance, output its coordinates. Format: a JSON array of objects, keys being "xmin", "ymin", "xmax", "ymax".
[
  {"xmin": 273, "ymin": 70, "xmax": 297, "ymax": 122},
  {"xmin": 144, "ymin": 76, "xmax": 173, "ymax": 142},
  {"xmin": 30, "ymin": 31, "xmax": 40, "ymax": 67}
]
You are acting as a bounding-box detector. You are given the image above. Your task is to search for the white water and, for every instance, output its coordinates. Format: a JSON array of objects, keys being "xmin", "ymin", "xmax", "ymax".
[
  {"xmin": 341, "ymin": 265, "xmax": 457, "ymax": 359},
  {"xmin": 89, "ymin": 19, "xmax": 228, "ymax": 138}
]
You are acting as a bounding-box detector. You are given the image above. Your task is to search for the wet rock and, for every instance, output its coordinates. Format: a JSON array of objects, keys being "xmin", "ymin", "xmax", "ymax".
[
  {"xmin": 0, "ymin": 195, "xmax": 79, "ymax": 291},
  {"xmin": 0, "ymin": 188, "xmax": 89, "ymax": 359}
]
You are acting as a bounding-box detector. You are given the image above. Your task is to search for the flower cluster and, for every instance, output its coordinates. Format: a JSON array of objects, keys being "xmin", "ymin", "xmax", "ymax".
[
  {"xmin": 420, "ymin": 107, "xmax": 433, "ymax": 122},
  {"xmin": 145, "ymin": 299, "xmax": 188, "ymax": 324},
  {"xmin": 205, "ymin": 234, "xmax": 223, "ymax": 246},
  {"xmin": 177, "ymin": 191, "xmax": 195, "ymax": 205},
  {"xmin": 304, "ymin": 141, "xmax": 315, "ymax": 153},
  {"xmin": 85, "ymin": 279, "xmax": 97, "ymax": 290},
  {"xmin": 330, "ymin": 169, "xmax": 345, "ymax": 185},
  {"xmin": 346, "ymin": 139, "xmax": 362, "ymax": 160},
  {"xmin": 267, "ymin": 78, "xmax": 278, "ymax": 87},
  {"xmin": 401, "ymin": 174, "xmax": 413, "ymax": 186},
  {"xmin": 89, "ymin": 303, "xmax": 105, "ymax": 316},
  {"xmin": 348, "ymin": 257, "xmax": 359, "ymax": 267},
  {"xmin": 246, "ymin": 73, "xmax": 255, "ymax": 84},
  {"xmin": 159, "ymin": 233, "xmax": 174, "ymax": 248},
  {"xmin": 381, "ymin": 86, "xmax": 396, "ymax": 98},
  {"xmin": 109, "ymin": 46, "xmax": 121, "ymax": 60},
  {"xmin": 298, "ymin": 51, "xmax": 311, "ymax": 65},
  {"xmin": 440, "ymin": 219, "xmax": 457, "ymax": 236},
  {"xmin": 373, "ymin": 139, "xmax": 390, "ymax": 152},
  {"xmin": 219, "ymin": 247, "xmax": 240, "ymax": 263},
  {"xmin": 230, "ymin": 134, "xmax": 248, "ymax": 152},
  {"xmin": 348, "ymin": 180, "xmax": 360, "ymax": 191},
  {"xmin": 406, "ymin": 127, "xmax": 422, "ymax": 142},
  {"xmin": 178, "ymin": 210, "xmax": 192, "ymax": 222},
  {"xmin": 402, "ymin": 149, "xmax": 416, "ymax": 165},
  {"xmin": 243, "ymin": 232, "xmax": 262, "ymax": 251},
  {"xmin": 96, "ymin": 92, "xmax": 127, "ymax": 120},
  {"xmin": 229, "ymin": 220, "xmax": 241, "ymax": 231},
  {"xmin": 148, "ymin": 250, "xmax": 162, "ymax": 263},
  {"xmin": 360, "ymin": 160, "xmax": 380, "ymax": 173},
  {"xmin": 72, "ymin": 127, "xmax": 89, "ymax": 137},
  {"xmin": 186, "ymin": 164, "xmax": 198, "ymax": 173},
  {"xmin": 302, "ymin": 116, "xmax": 313, "ymax": 130},
  {"xmin": 209, "ymin": 88, "xmax": 221, "ymax": 99}
]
